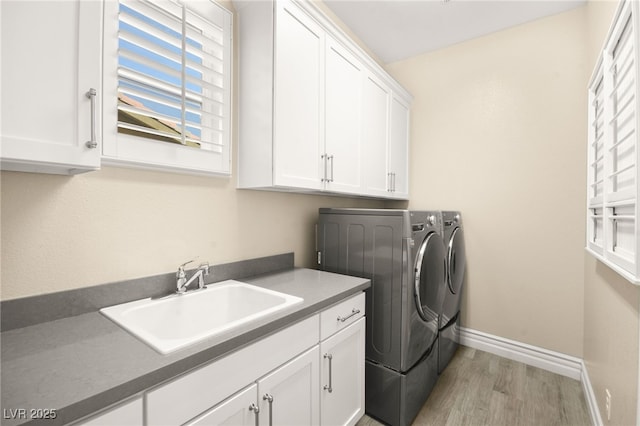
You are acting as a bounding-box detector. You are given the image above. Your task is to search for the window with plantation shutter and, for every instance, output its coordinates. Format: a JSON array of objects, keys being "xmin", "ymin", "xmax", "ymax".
[
  {"xmin": 586, "ymin": 0, "xmax": 640, "ymax": 283},
  {"xmin": 605, "ymin": 10, "xmax": 636, "ymax": 272},
  {"xmin": 587, "ymin": 68, "xmax": 605, "ymax": 255},
  {"xmin": 103, "ymin": 0, "xmax": 232, "ymax": 175}
]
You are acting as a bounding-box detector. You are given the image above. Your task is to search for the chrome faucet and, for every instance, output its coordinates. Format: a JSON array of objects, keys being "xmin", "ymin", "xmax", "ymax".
[{"xmin": 176, "ymin": 260, "xmax": 210, "ymax": 294}]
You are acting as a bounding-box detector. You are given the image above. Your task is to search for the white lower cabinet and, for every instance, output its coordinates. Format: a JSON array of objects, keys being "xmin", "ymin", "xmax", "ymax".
[
  {"xmin": 320, "ymin": 318, "xmax": 365, "ymax": 426},
  {"xmin": 75, "ymin": 396, "xmax": 143, "ymax": 426},
  {"xmin": 79, "ymin": 292, "xmax": 365, "ymax": 426},
  {"xmin": 146, "ymin": 316, "xmax": 320, "ymax": 425},
  {"xmin": 186, "ymin": 384, "xmax": 258, "ymax": 426},
  {"xmin": 189, "ymin": 346, "xmax": 321, "ymax": 426},
  {"xmin": 258, "ymin": 346, "xmax": 320, "ymax": 425}
]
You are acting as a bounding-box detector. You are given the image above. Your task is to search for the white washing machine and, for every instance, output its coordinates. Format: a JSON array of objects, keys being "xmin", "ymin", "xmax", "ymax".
[{"xmin": 439, "ymin": 211, "xmax": 466, "ymax": 373}]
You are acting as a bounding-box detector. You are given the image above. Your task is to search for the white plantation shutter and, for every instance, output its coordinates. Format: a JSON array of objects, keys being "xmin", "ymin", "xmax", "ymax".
[
  {"xmin": 103, "ymin": 0, "xmax": 232, "ymax": 175},
  {"xmin": 605, "ymin": 8, "xmax": 637, "ymax": 271},
  {"xmin": 586, "ymin": 0, "xmax": 640, "ymax": 281},
  {"xmin": 587, "ymin": 66, "xmax": 605, "ymax": 254},
  {"xmin": 607, "ymin": 13, "xmax": 636, "ymax": 203}
]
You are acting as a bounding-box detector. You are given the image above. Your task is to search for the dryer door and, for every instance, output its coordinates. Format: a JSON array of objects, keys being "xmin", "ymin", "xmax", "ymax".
[
  {"xmin": 447, "ymin": 227, "xmax": 466, "ymax": 294},
  {"xmin": 414, "ymin": 232, "xmax": 446, "ymax": 325}
]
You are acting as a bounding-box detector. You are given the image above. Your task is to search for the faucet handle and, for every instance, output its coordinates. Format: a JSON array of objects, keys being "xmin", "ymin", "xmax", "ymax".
[
  {"xmin": 177, "ymin": 258, "xmax": 198, "ymax": 279},
  {"xmin": 179, "ymin": 258, "xmax": 198, "ymax": 269},
  {"xmin": 199, "ymin": 262, "xmax": 210, "ymax": 275}
]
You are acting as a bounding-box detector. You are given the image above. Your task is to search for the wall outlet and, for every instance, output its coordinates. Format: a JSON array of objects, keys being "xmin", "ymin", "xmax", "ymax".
[{"xmin": 605, "ymin": 388, "xmax": 612, "ymax": 421}]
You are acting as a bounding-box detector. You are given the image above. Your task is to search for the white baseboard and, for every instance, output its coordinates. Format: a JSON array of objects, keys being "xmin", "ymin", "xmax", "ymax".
[
  {"xmin": 459, "ymin": 327, "xmax": 582, "ymax": 380},
  {"xmin": 459, "ymin": 327, "xmax": 602, "ymax": 426},
  {"xmin": 581, "ymin": 361, "xmax": 604, "ymax": 426}
]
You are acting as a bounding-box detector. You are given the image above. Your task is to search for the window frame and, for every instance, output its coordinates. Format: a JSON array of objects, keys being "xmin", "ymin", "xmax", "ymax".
[{"xmin": 102, "ymin": 0, "xmax": 233, "ymax": 176}]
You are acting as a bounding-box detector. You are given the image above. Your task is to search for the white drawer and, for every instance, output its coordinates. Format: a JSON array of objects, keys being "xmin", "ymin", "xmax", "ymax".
[
  {"xmin": 146, "ymin": 314, "xmax": 320, "ymax": 426},
  {"xmin": 320, "ymin": 292, "xmax": 365, "ymax": 341}
]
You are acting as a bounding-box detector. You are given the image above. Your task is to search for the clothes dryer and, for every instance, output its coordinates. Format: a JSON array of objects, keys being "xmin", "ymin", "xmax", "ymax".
[
  {"xmin": 317, "ymin": 208, "xmax": 446, "ymax": 426},
  {"xmin": 438, "ymin": 211, "xmax": 466, "ymax": 373}
]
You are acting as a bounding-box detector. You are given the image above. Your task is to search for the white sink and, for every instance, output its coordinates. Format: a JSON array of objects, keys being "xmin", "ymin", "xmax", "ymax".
[{"xmin": 100, "ymin": 280, "xmax": 303, "ymax": 354}]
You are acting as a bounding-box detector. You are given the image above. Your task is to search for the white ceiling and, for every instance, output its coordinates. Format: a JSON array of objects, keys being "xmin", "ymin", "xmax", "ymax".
[{"xmin": 323, "ymin": 0, "xmax": 587, "ymax": 63}]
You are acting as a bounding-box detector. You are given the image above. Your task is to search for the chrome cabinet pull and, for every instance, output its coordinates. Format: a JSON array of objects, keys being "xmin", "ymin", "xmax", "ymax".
[
  {"xmin": 321, "ymin": 154, "xmax": 327, "ymax": 182},
  {"xmin": 388, "ymin": 172, "xmax": 396, "ymax": 192},
  {"xmin": 337, "ymin": 308, "xmax": 360, "ymax": 323},
  {"xmin": 85, "ymin": 88, "xmax": 98, "ymax": 149},
  {"xmin": 323, "ymin": 353, "xmax": 333, "ymax": 393},
  {"xmin": 387, "ymin": 172, "xmax": 392, "ymax": 191},
  {"xmin": 328, "ymin": 155, "xmax": 334, "ymax": 182},
  {"xmin": 262, "ymin": 394, "xmax": 273, "ymax": 426},
  {"xmin": 249, "ymin": 403, "xmax": 260, "ymax": 426}
]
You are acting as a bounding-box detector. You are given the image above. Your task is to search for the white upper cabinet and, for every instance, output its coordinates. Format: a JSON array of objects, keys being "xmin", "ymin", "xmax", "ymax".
[
  {"xmin": 586, "ymin": 0, "xmax": 640, "ymax": 284},
  {"xmin": 362, "ymin": 73, "xmax": 391, "ymax": 197},
  {"xmin": 272, "ymin": 1, "xmax": 324, "ymax": 189},
  {"xmin": 324, "ymin": 36, "xmax": 363, "ymax": 194},
  {"xmin": 236, "ymin": 0, "xmax": 412, "ymax": 199},
  {"xmin": 0, "ymin": 0, "xmax": 102, "ymax": 174},
  {"xmin": 389, "ymin": 95, "xmax": 410, "ymax": 198},
  {"xmin": 361, "ymin": 75, "xmax": 410, "ymax": 199},
  {"xmin": 1, "ymin": 0, "xmax": 233, "ymax": 177}
]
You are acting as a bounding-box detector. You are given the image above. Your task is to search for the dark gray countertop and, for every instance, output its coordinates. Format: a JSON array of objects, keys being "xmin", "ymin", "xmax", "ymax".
[{"xmin": 1, "ymin": 268, "xmax": 369, "ymax": 426}]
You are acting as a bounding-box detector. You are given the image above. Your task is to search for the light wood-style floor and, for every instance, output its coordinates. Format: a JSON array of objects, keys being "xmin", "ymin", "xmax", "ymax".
[{"xmin": 357, "ymin": 346, "xmax": 591, "ymax": 426}]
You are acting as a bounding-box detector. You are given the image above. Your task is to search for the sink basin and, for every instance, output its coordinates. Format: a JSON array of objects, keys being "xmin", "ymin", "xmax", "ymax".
[{"xmin": 100, "ymin": 280, "xmax": 303, "ymax": 354}]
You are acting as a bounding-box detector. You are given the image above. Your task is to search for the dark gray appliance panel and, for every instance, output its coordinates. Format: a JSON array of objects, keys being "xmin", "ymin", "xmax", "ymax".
[
  {"xmin": 368, "ymin": 220, "xmax": 404, "ymax": 365},
  {"xmin": 318, "ymin": 213, "xmax": 406, "ymax": 371}
]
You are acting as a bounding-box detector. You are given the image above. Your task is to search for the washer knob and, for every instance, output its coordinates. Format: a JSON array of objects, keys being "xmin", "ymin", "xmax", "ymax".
[
  {"xmin": 454, "ymin": 214, "xmax": 461, "ymax": 224},
  {"xmin": 427, "ymin": 215, "xmax": 436, "ymax": 226}
]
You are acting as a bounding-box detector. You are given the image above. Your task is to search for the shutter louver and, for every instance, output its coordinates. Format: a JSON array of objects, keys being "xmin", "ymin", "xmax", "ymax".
[{"xmin": 117, "ymin": 0, "xmax": 226, "ymax": 153}]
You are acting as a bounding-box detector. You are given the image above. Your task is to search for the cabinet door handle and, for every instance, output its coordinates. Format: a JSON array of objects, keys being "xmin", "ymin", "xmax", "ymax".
[
  {"xmin": 85, "ymin": 88, "xmax": 98, "ymax": 149},
  {"xmin": 392, "ymin": 172, "xmax": 396, "ymax": 192},
  {"xmin": 329, "ymin": 155, "xmax": 334, "ymax": 182},
  {"xmin": 387, "ymin": 172, "xmax": 392, "ymax": 192},
  {"xmin": 262, "ymin": 394, "xmax": 273, "ymax": 426},
  {"xmin": 249, "ymin": 403, "xmax": 260, "ymax": 426},
  {"xmin": 323, "ymin": 353, "xmax": 333, "ymax": 393},
  {"xmin": 321, "ymin": 154, "xmax": 327, "ymax": 182},
  {"xmin": 337, "ymin": 308, "xmax": 360, "ymax": 322}
]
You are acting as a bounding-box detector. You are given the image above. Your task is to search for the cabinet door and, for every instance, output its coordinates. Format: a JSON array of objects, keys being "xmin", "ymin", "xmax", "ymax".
[
  {"xmin": 361, "ymin": 73, "xmax": 391, "ymax": 197},
  {"xmin": 324, "ymin": 37, "xmax": 363, "ymax": 194},
  {"xmin": 187, "ymin": 384, "xmax": 257, "ymax": 426},
  {"xmin": 320, "ymin": 317, "xmax": 365, "ymax": 426},
  {"xmin": 388, "ymin": 95, "xmax": 410, "ymax": 199},
  {"xmin": 0, "ymin": 0, "xmax": 101, "ymax": 174},
  {"xmin": 76, "ymin": 397, "xmax": 142, "ymax": 426},
  {"xmin": 258, "ymin": 346, "xmax": 320, "ymax": 426},
  {"xmin": 273, "ymin": 0, "xmax": 323, "ymax": 189}
]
